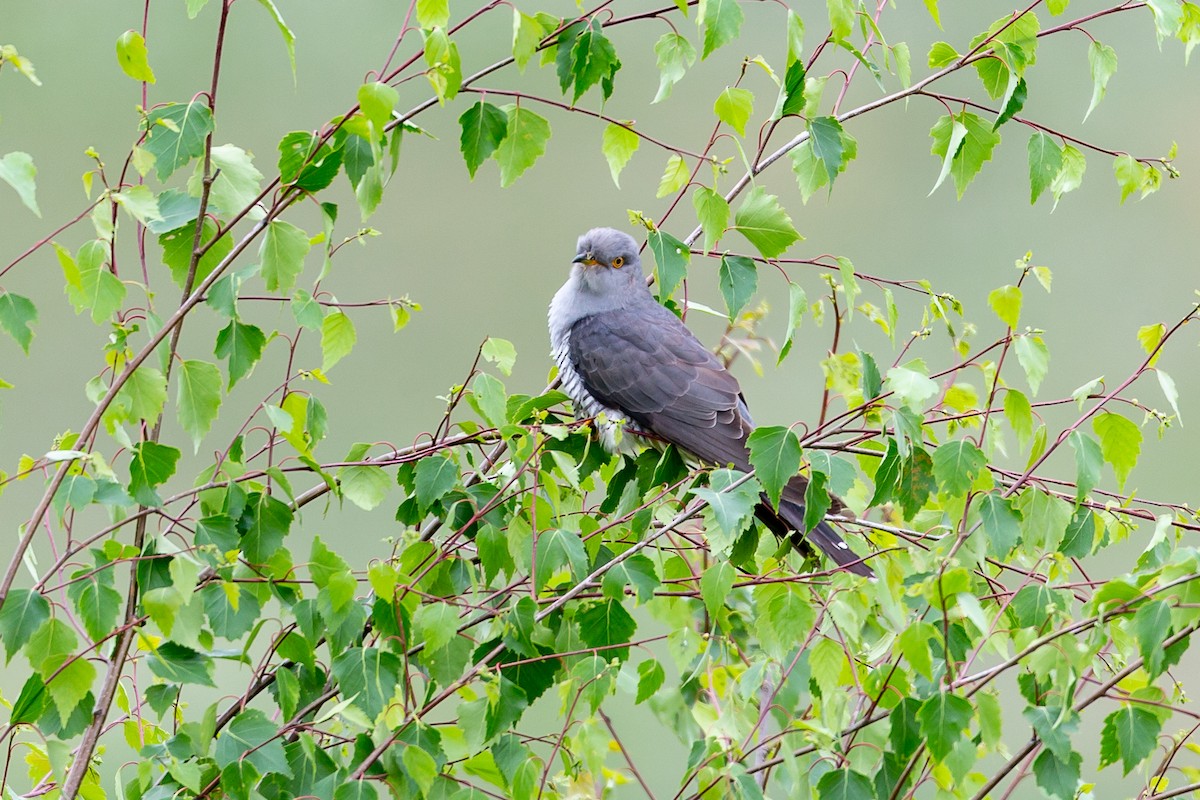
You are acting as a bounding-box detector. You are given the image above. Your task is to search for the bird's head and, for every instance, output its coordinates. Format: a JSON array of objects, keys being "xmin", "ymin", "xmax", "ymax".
[{"xmin": 572, "ymin": 228, "xmax": 641, "ymax": 272}]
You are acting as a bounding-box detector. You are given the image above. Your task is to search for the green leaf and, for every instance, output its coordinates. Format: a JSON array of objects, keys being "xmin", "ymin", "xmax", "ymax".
[
  {"xmin": 657, "ymin": 153, "xmax": 690, "ymax": 198},
  {"xmin": 290, "ymin": 289, "xmax": 325, "ymax": 331},
  {"xmin": 1092, "ymin": 412, "xmax": 1141, "ymax": 490},
  {"xmin": 214, "ymin": 320, "xmax": 266, "ymax": 389},
  {"xmin": 778, "ymin": 282, "xmax": 807, "ymax": 363},
  {"xmin": 556, "ymin": 18, "xmax": 621, "ymax": 102},
  {"xmin": 26, "ymin": 619, "xmax": 95, "ymax": 725},
  {"xmin": 423, "ymin": 28, "xmax": 462, "ymax": 103},
  {"xmin": 987, "ymin": 284, "xmax": 1021, "ymax": 328},
  {"xmin": 777, "ymin": 59, "xmax": 807, "ymax": 118},
  {"xmin": 692, "ymin": 187, "xmax": 729, "ymax": 252},
  {"xmin": 1086, "ymin": 41, "xmax": 1117, "ymax": 120},
  {"xmin": 413, "ymin": 602, "xmax": 459, "ymax": 652},
  {"xmin": 978, "ymin": 492, "xmax": 1021, "ymax": 557},
  {"xmin": 756, "ymin": 584, "xmax": 815, "ymax": 658},
  {"xmin": 177, "ymin": 359, "xmax": 222, "ymax": 449},
  {"xmin": 215, "ymin": 708, "xmax": 291, "ymax": 776},
  {"xmin": 918, "ymin": 692, "xmax": 974, "ymax": 762},
  {"xmin": 1027, "ymin": 131, "xmax": 1063, "ymax": 204},
  {"xmin": 417, "ymin": 0, "xmax": 449, "ymax": 28},
  {"xmin": 402, "ymin": 746, "xmax": 439, "ymax": 796},
  {"xmin": 808, "ymin": 116, "xmax": 847, "ymax": 184},
  {"xmin": 512, "ymin": 11, "xmax": 548, "ymax": 73},
  {"xmin": 535, "ymin": 528, "xmax": 589, "ymax": 590},
  {"xmin": 193, "ymin": 144, "xmax": 264, "ymax": 217},
  {"xmin": 927, "ymin": 116, "xmax": 967, "ymax": 196},
  {"xmin": 747, "ymin": 426, "xmax": 801, "ymax": 508},
  {"xmin": 653, "ymin": 32, "xmax": 696, "ymax": 102},
  {"xmin": 357, "ymin": 81, "xmax": 399, "ymax": 134},
  {"xmin": 1099, "ymin": 706, "xmax": 1161, "ymax": 774},
  {"xmin": 931, "ymin": 439, "xmax": 986, "ymax": 497},
  {"xmin": 0, "ymin": 151, "xmax": 41, "ymax": 216},
  {"xmin": 142, "ymin": 102, "xmax": 213, "ymax": 181},
  {"xmin": 1146, "ymin": 0, "xmax": 1184, "ymax": 41},
  {"xmin": 495, "ymin": 105, "xmax": 551, "ymax": 188},
  {"xmin": 145, "ymin": 189, "xmax": 200, "ymax": 234},
  {"xmin": 68, "ymin": 243, "xmax": 126, "ymax": 325},
  {"xmin": 790, "ymin": 125, "xmax": 858, "ymax": 203},
  {"xmin": 1061, "ymin": 505, "xmax": 1096, "ymax": 558},
  {"xmin": 129, "ymin": 441, "xmax": 180, "ymax": 507},
  {"xmin": 994, "ymin": 75, "xmax": 1028, "ymax": 129},
  {"xmin": 1113, "ymin": 154, "xmax": 1159, "ymax": 203},
  {"xmin": 699, "ymin": 0, "xmax": 744, "ymax": 58},
  {"xmin": 320, "ymin": 310, "xmax": 357, "ymax": 371},
  {"xmin": 928, "ymin": 41, "xmax": 959, "ymax": 67},
  {"xmin": 802, "ymin": 470, "xmax": 832, "ymax": 533},
  {"xmin": 718, "ymin": 255, "xmax": 758, "ymax": 321},
  {"xmin": 469, "ymin": 372, "xmax": 507, "ymax": 428},
  {"xmin": 577, "ymin": 600, "xmax": 637, "ymax": 660},
  {"xmin": 145, "ymin": 640, "xmax": 215, "ymax": 686},
  {"xmin": 339, "ymin": 462, "xmax": 390, "ymax": 511},
  {"xmin": 714, "ymin": 87, "xmax": 753, "ymax": 136},
  {"xmin": 929, "ymin": 112, "xmax": 1001, "ymax": 198},
  {"xmin": 254, "ymin": 0, "xmax": 296, "ymax": 78},
  {"xmin": 732, "ymin": 187, "xmax": 801, "ymax": 257},
  {"xmin": 0, "ymin": 291, "xmax": 37, "ymax": 354},
  {"xmin": 1033, "ymin": 749, "xmax": 1082, "ymax": 800},
  {"xmin": 0, "ymin": 589, "xmax": 50, "ymax": 662},
  {"xmin": 482, "ymin": 337, "xmax": 518, "ymax": 375},
  {"xmin": 1004, "ymin": 389, "xmax": 1034, "ymax": 446},
  {"xmin": 160, "ymin": 217, "xmax": 231, "ymax": 290},
  {"xmin": 700, "ymin": 560, "xmax": 735, "ymax": 619},
  {"xmin": 1133, "ymin": 599, "xmax": 1172, "ymax": 678},
  {"xmin": 334, "ymin": 782, "xmax": 379, "ymax": 800},
  {"xmin": 816, "ymin": 769, "xmax": 874, "ymax": 800},
  {"xmin": 116, "ymin": 30, "xmax": 156, "ymax": 83},
  {"xmin": 808, "ymin": 637, "xmax": 844, "ymax": 696},
  {"xmin": 826, "ymin": 0, "xmax": 853, "ymax": 39},
  {"xmin": 1014, "ymin": 334, "xmax": 1049, "ymax": 395},
  {"xmin": 601, "ymin": 123, "xmax": 639, "ymax": 187},
  {"xmin": 277, "ymin": 131, "xmax": 342, "ymax": 192},
  {"xmin": 260, "ymin": 220, "xmax": 310, "ymax": 293},
  {"xmin": 415, "ymin": 455, "xmax": 458, "ymax": 511},
  {"xmin": 10, "ymin": 675, "xmax": 48, "ymax": 725},
  {"xmin": 1157, "ymin": 369, "xmax": 1183, "ymax": 423},
  {"xmin": 67, "ymin": 561, "xmax": 122, "ymax": 644},
  {"xmin": 1024, "ymin": 705, "xmax": 1079, "ymax": 762},
  {"xmin": 689, "ymin": 469, "xmax": 760, "ymax": 552},
  {"xmin": 648, "ymin": 229, "xmax": 690, "ymax": 301},
  {"xmin": 1067, "ymin": 430, "xmax": 1102, "ymax": 502},
  {"xmin": 636, "ymin": 659, "xmax": 665, "ymax": 703},
  {"xmin": 459, "ymin": 102, "xmax": 509, "ymax": 179},
  {"xmin": 899, "ymin": 622, "xmax": 936, "ymax": 679},
  {"xmin": 886, "ymin": 364, "xmax": 937, "ymax": 408},
  {"xmin": 331, "ymin": 647, "xmax": 402, "ymax": 722}
]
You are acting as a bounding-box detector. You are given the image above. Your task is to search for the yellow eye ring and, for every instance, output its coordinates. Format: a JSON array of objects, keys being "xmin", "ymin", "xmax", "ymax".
[{"xmin": 611, "ymin": 256, "xmax": 625, "ymax": 268}]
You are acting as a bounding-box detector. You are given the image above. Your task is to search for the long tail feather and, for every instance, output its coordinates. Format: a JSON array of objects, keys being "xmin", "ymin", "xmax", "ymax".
[{"xmin": 755, "ymin": 495, "xmax": 874, "ymax": 577}]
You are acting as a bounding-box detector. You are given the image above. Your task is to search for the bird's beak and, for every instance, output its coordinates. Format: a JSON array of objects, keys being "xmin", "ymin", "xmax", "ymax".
[{"xmin": 572, "ymin": 252, "xmax": 598, "ymax": 266}]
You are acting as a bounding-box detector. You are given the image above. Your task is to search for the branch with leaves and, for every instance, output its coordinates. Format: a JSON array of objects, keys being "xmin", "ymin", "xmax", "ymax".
[{"xmin": 0, "ymin": 0, "xmax": 1198, "ymax": 798}]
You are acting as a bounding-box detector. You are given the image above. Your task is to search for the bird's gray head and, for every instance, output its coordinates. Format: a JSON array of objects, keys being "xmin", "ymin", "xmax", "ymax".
[
  {"xmin": 569, "ymin": 228, "xmax": 645, "ymax": 297},
  {"xmin": 573, "ymin": 228, "xmax": 641, "ymax": 271}
]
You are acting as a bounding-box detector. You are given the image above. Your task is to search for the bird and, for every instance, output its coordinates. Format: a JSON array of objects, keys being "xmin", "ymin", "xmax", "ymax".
[{"xmin": 547, "ymin": 227, "xmax": 873, "ymax": 577}]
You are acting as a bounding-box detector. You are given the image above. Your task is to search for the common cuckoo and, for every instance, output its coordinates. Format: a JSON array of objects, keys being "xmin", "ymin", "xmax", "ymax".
[{"xmin": 548, "ymin": 227, "xmax": 873, "ymax": 576}]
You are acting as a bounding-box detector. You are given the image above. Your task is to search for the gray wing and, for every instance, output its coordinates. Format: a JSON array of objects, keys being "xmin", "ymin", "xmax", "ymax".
[
  {"xmin": 567, "ymin": 305, "xmax": 753, "ymax": 469},
  {"xmin": 569, "ymin": 305, "xmax": 873, "ymax": 576}
]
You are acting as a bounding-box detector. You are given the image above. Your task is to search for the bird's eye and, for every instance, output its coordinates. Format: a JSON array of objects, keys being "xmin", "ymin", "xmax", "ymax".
[{"xmin": 611, "ymin": 256, "xmax": 625, "ymax": 268}]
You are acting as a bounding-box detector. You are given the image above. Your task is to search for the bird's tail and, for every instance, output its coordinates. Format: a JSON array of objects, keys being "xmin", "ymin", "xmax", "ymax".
[{"xmin": 756, "ymin": 495, "xmax": 874, "ymax": 577}]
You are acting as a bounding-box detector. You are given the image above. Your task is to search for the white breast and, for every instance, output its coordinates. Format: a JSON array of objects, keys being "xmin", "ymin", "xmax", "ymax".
[{"xmin": 548, "ymin": 281, "xmax": 633, "ymax": 454}]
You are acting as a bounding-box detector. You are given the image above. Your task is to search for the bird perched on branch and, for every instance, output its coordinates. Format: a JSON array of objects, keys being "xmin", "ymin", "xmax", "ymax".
[{"xmin": 547, "ymin": 227, "xmax": 873, "ymax": 577}]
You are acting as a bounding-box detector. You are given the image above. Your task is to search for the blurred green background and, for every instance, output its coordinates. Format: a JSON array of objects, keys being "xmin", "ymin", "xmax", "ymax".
[{"xmin": 1, "ymin": 0, "xmax": 1198, "ymax": 794}]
